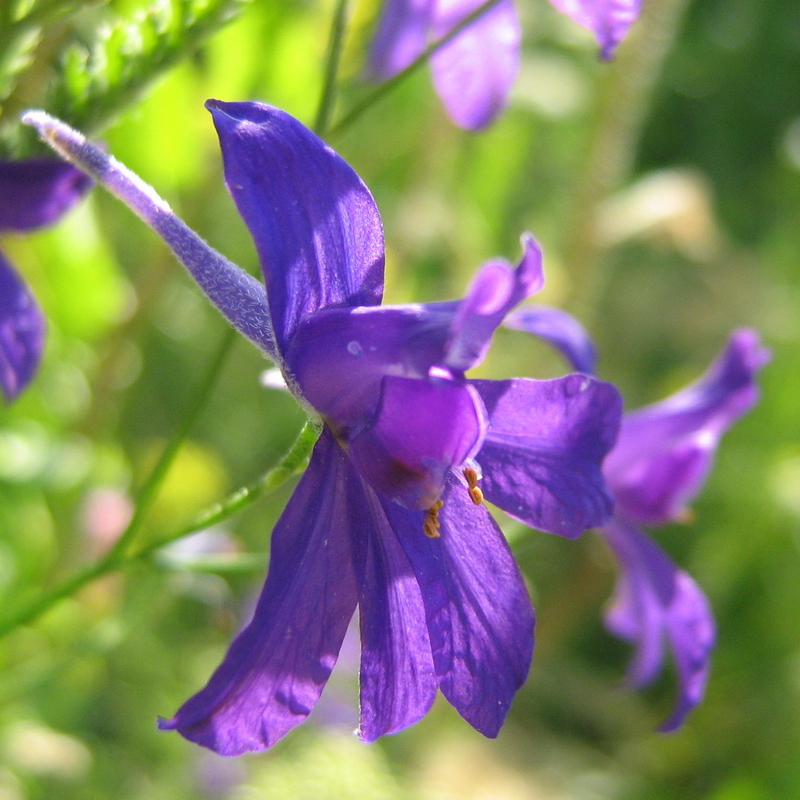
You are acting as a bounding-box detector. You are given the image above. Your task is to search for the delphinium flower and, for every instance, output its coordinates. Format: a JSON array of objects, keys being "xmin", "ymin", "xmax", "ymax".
[
  {"xmin": 0, "ymin": 160, "xmax": 92, "ymax": 402},
  {"xmin": 24, "ymin": 103, "xmax": 622, "ymax": 755},
  {"xmin": 370, "ymin": 0, "xmax": 642, "ymax": 129},
  {"xmin": 508, "ymin": 307, "xmax": 769, "ymax": 728}
]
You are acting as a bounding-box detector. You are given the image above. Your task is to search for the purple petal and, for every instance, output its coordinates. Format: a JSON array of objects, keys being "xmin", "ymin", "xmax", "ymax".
[
  {"xmin": 286, "ymin": 303, "xmax": 455, "ymax": 430},
  {"xmin": 158, "ymin": 430, "xmax": 359, "ymax": 756},
  {"xmin": 350, "ymin": 375, "xmax": 487, "ymax": 510},
  {"xmin": 22, "ymin": 111, "xmax": 277, "ymax": 359},
  {"xmin": 605, "ymin": 329, "xmax": 770, "ymax": 525},
  {"xmin": 0, "ymin": 252, "xmax": 45, "ymax": 402},
  {"xmin": 472, "ymin": 375, "xmax": 621, "ymax": 537},
  {"xmin": 430, "ymin": 0, "xmax": 521, "ymax": 129},
  {"xmin": 206, "ymin": 101, "xmax": 385, "ymax": 355},
  {"xmin": 602, "ymin": 518, "xmax": 715, "ymax": 731},
  {"xmin": 350, "ymin": 483, "xmax": 438, "ymax": 741},
  {"xmin": 370, "ymin": 0, "xmax": 436, "ymax": 78},
  {"xmin": 383, "ymin": 479, "xmax": 534, "ymax": 736},
  {"xmin": 504, "ymin": 304, "xmax": 597, "ymax": 374},
  {"xmin": 547, "ymin": 0, "xmax": 642, "ymax": 59},
  {"xmin": 444, "ymin": 234, "xmax": 543, "ymax": 373},
  {"xmin": 0, "ymin": 159, "xmax": 91, "ymax": 232}
]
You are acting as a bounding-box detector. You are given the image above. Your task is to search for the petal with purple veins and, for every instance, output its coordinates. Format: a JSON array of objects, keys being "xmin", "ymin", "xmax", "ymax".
[
  {"xmin": 383, "ymin": 480, "xmax": 534, "ymax": 737},
  {"xmin": 605, "ymin": 329, "xmax": 770, "ymax": 525},
  {"xmin": 286, "ymin": 302, "xmax": 455, "ymax": 429},
  {"xmin": 0, "ymin": 252, "xmax": 45, "ymax": 403},
  {"xmin": 207, "ymin": 101, "xmax": 385, "ymax": 355},
  {"xmin": 547, "ymin": 0, "xmax": 642, "ymax": 59},
  {"xmin": 472, "ymin": 375, "xmax": 621, "ymax": 538},
  {"xmin": 350, "ymin": 375, "xmax": 486, "ymax": 510},
  {"xmin": 0, "ymin": 159, "xmax": 91, "ymax": 232},
  {"xmin": 602, "ymin": 518, "xmax": 715, "ymax": 731},
  {"xmin": 158, "ymin": 430, "xmax": 359, "ymax": 756},
  {"xmin": 351, "ymin": 481, "xmax": 438, "ymax": 741},
  {"xmin": 444, "ymin": 234, "xmax": 543, "ymax": 373},
  {"xmin": 504, "ymin": 304, "xmax": 597, "ymax": 374},
  {"xmin": 430, "ymin": 0, "xmax": 521, "ymax": 130}
]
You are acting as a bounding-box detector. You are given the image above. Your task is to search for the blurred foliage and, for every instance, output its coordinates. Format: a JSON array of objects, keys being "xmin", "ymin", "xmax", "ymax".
[{"xmin": 1, "ymin": 0, "xmax": 800, "ymax": 798}]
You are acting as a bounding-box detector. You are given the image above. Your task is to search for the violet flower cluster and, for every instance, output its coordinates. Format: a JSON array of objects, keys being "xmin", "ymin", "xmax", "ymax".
[
  {"xmin": 508, "ymin": 307, "xmax": 769, "ymax": 729},
  {"xmin": 370, "ymin": 0, "xmax": 643, "ymax": 129},
  {"xmin": 0, "ymin": 160, "xmax": 90, "ymax": 402},
  {"xmin": 24, "ymin": 104, "xmax": 624, "ymax": 756}
]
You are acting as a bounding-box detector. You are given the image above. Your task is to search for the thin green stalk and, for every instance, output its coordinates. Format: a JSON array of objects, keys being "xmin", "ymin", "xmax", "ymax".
[
  {"xmin": 313, "ymin": 0, "xmax": 351, "ymax": 137},
  {"xmin": 0, "ymin": 418, "xmax": 318, "ymax": 640},
  {"xmin": 132, "ymin": 419, "xmax": 319, "ymax": 559},
  {"xmin": 561, "ymin": 0, "xmax": 693, "ymax": 319},
  {"xmin": 106, "ymin": 326, "xmax": 237, "ymax": 563},
  {"xmin": 329, "ymin": 0, "xmax": 504, "ymax": 138},
  {"xmin": 0, "ymin": 327, "xmax": 235, "ymax": 639}
]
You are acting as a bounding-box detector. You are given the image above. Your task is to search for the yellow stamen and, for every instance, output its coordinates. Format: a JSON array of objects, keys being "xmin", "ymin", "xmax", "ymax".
[
  {"xmin": 463, "ymin": 466, "xmax": 484, "ymax": 506},
  {"xmin": 423, "ymin": 499, "xmax": 444, "ymax": 538}
]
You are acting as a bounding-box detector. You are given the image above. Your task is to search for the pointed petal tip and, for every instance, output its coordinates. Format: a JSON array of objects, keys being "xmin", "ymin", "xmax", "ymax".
[
  {"xmin": 729, "ymin": 327, "xmax": 771, "ymax": 370},
  {"xmin": 156, "ymin": 715, "xmax": 177, "ymax": 731}
]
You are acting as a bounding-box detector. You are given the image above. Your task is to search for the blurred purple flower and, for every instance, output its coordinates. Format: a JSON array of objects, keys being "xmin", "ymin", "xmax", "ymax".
[
  {"xmin": 23, "ymin": 104, "xmax": 622, "ymax": 755},
  {"xmin": 603, "ymin": 329, "xmax": 769, "ymax": 730},
  {"xmin": 509, "ymin": 309, "xmax": 769, "ymax": 729},
  {"xmin": 370, "ymin": 0, "xmax": 641, "ymax": 130},
  {"xmin": 0, "ymin": 159, "xmax": 91, "ymax": 402}
]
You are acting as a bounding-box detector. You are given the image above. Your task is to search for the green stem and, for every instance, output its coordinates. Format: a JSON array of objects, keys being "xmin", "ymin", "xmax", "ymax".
[
  {"xmin": 329, "ymin": 0, "xmax": 504, "ymax": 138},
  {"xmin": 0, "ymin": 327, "xmax": 236, "ymax": 639},
  {"xmin": 105, "ymin": 326, "xmax": 237, "ymax": 563},
  {"xmin": 0, "ymin": 418, "xmax": 318, "ymax": 640},
  {"xmin": 561, "ymin": 0, "xmax": 693, "ymax": 319},
  {"xmin": 313, "ymin": 0, "xmax": 351, "ymax": 137},
  {"xmin": 132, "ymin": 419, "xmax": 319, "ymax": 559}
]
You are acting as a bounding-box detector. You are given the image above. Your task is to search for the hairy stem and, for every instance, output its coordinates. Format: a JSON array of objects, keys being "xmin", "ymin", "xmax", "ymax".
[{"xmin": 561, "ymin": 0, "xmax": 693, "ymax": 319}]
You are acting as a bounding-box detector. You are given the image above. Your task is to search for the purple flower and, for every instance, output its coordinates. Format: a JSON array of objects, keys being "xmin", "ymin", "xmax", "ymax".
[
  {"xmin": 0, "ymin": 159, "xmax": 91, "ymax": 402},
  {"xmin": 23, "ymin": 104, "xmax": 622, "ymax": 755},
  {"xmin": 509, "ymin": 310, "xmax": 769, "ymax": 729},
  {"xmin": 370, "ymin": 0, "xmax": 642, "ymax": 130}
]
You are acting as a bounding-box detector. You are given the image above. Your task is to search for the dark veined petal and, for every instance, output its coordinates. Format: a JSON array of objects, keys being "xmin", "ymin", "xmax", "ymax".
[
  {"xmin": 0, "ymin": 252, "xmax": 45, "ymax": 402},
  {"xmin": 350, "ymin": 375, "xmax": 487, "ymax": 510},
  {"xmin": 504, "ymin": 304, "xmax": 597, "ymax": 374},
  {"xmin": 158, "ymin": 430, "xmax": 359, "ymax": 756},
  {"xmin": 21, "ymin": 111, "xmax": 277, "ymax": 359},
  {"xmin": 286, "ymin": 302, "xmax": 455, "ymax": 429},
  {"xmin": 605, "ymin": 329, "xmax": 770, "ymax": 525},
  {"xmin": 472, "ymin": 375, "xmax": 621, "ymax": 538},
  {"xmin": 602, "ymin": 518, "xmax": 715, "ymax": 731},
  {"xmin": 444, "ymin": 234, "xmax": 543, "ymax": 373},
  {"xmin": 369, "ymin": 0, "xmax": 436, "ymax": 79},
  {"xmin": 383, "ymin": 479, "xmax": 534, "ymax": 737},
  {"xmin": 207, "ymin": 101, "xmax": 385, "ymax": 355},
  {"xmin": 430, "ymin": 0, "xmax": 521, "ymax": 130},
  {"xmin": 547, "ymin": 0, "xmax": 642, "ymax": 59},
  {"xmin": 350, "ymin": 480, "xmax": 438, "ymax": 741},
  {"xmin": 0, "ymin": 159, "xmax": 91, "ymax": 232}
]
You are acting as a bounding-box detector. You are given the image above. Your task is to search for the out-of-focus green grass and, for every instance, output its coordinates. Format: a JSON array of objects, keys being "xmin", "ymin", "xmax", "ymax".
[{"xmin": 1, "ymin": 0, "xmax": 799, "ymax": 797}]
